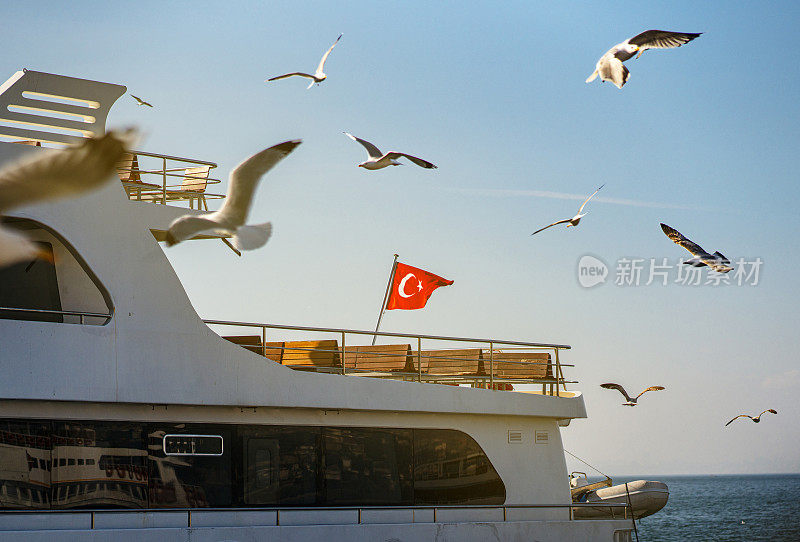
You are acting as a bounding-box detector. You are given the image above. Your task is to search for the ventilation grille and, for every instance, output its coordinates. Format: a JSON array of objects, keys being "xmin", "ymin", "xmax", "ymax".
[
  {"xmin": 507, "ymin": 430, "xmax": 523, "ymax": 443},
  {"xmin": 0, "ymin": 69, "xmax": 126, "ymax": 147},
  {"xmin": 535, "ymin": 430, "xmax": 549, "ymax": 444}
]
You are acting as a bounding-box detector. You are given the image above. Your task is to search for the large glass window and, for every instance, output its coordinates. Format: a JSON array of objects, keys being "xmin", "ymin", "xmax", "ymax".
[
  {"xmin": 240, "ymin": 426, "xmax": 319, "ymax": 506},
  {"xmin": 322, "ymin": 427, "xmax": 412, "ymax": 506},
  {"xmin": 147, "ymin": 424, "xmax": 232, "ymax": 508},
  {"xmin": 413, "ymin": 429, "xmax": 505, "ymax": 505},
  {"xmin": 0, "ymin": 420, "xmax": 52, "ymax": 509},
  {"xmin": 51, "ymin": 421, "xmax": 147, "ymax": 509},
  {"xmin": 0, "ymin": 420, "xmax": 505, "ymax": 509}
]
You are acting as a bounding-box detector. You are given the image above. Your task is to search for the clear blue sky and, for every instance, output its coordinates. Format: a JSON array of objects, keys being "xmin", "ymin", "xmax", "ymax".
[{"xmin": 5, "ymin": 1, "xmax": 799, "ymax": 475}]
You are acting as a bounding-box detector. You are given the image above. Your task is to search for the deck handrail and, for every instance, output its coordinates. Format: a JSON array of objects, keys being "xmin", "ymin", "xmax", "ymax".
[
  {"xmin": 120, "ymin": 149, "xmax": 224, "ymax": 207},
  {"xmin": 0, "ymin": 502, "xmax": 631, "ymax": 523},
  {"xmin": 0, "ymin": 306, "xmax": 112, "ymax": 325},
  {"xmin": 204, "ymin": 318, "xmax": 572, "ymax": 395}
]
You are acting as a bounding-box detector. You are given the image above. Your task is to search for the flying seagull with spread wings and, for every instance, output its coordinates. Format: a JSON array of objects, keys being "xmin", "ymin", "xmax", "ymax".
[
  {"xmin": 130, "ymin": 94, "xmax": 153, "ymax": 107},
  {"xmin": 165, "ymin": 140, "xmax": 301, "ymax": 251},
  {"xmin": 660, "ymin": 223, "xmax": 733, "ymax": 273},
  {"xmin": 343, "ymin": 132, "xmax": 437, "ymax": 170},
  {"xmin": 267, "ymin": 34, "xmax": 342, "ymax": 89},
  {"xmin": 586, "ymin": 30, "xmax": 702, "ymax": 89},
  {"xmin": 601, "ymin": 383, "xmax": 665, "ymax": 407},
  {"xmin": 0, "ymin": 130, "xmax": 134, "ymax": 268},
  {"xmin": 530, "ymin": 184, "xmax": 604, "ymax": 236},
  {"xmin": 725, "ymin": 409, "xmax": 778, "ymax": 427}
]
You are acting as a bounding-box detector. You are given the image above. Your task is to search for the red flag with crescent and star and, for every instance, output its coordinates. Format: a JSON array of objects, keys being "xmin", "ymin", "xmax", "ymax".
[{"xmin": 386, "ymin": 262, "xmax": 453, "ymax": 310}]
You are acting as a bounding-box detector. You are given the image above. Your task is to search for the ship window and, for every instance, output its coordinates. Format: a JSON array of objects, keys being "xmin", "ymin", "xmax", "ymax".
[
  {"xmin": 240, "ymin": 426, "xmax": 319, "ymax": 506},
  {"xmin": 149, "ymin": 424, "xmax": 232, "ymax": 508},
  {"xmin": 0, "ymin": 242, "xmax": 62, "ymax": 323},
  {"xmin": 322, "ymin": 427, "xmax": 412, "ymax": 506},
  {"xmin": 0, "ymin": 218, "xmax": 112, "ymax": 325},
  {"xmin": 412, "ymin": 429, "xmax": 505, "ymax": 505}
]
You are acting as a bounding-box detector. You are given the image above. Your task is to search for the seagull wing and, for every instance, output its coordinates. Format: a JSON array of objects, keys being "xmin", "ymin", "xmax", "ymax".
[
  {"xmin": 215, "ymin": 140, "xmax": 302, "ymax": 226},
  {"xmin": 343, "ymin": 133, "xmax": 383, "ymax": 159},
  {"xmin": 315, "ymin": 34, "xmax": 342, "ymax": 77},
  {"xmin": 725, "ymin": 414, "xmax": 753, "ymax": 427},
  {"xmin": 267, "ymin": 72, "xmax": 316, "ymax": 82},
  {"xmin": 759, "ymin": 409, "xmax": 778, "ymax": 417},
  {"xmin": 384, "ymin": 152, "xmax": 437, "ymax": 169},
  {"xmin": 577, "ymin": 184, "xmax": 605, "ymax": 214},
  {"xmin": 0, "ymin": 130, "xmax": 132, "ymax": 213},
  {"xmin": 635, "ymin": 386, "xmax": 665, "ymax": 400},
  {"xmin": 600, "ymin": 383, "xmax": 633, "ymax": 402},
  {"xmin": 660, "ymin": 223, "xmax": 706, "ymax": 256},
  {"xmin": 628, "ymin": 30, "xmax": 702, "ymax": 53},
  {"xmin": 530, "ymin": 218, "xmax": 572, "ymax": 236}
]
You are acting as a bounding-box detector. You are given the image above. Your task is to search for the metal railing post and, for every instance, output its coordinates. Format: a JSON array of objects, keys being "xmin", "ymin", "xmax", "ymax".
[
  {"xmin": 417, "ymin": 337, "xmax": 422, "ymax": 382},
  {"xmin": 162, "ymin": 157, "xmax": 167, "ymax": 204},
  {"xmin": 262, "ymin": 326, "xmax": 267, "ymax": 358},
  {"xmin": 341, "ymin": 331, "xmax": 346, "ymax": 375},
  {"xmin": 489, "ymin": 342, "xmax": 494, "ymax": 390}
]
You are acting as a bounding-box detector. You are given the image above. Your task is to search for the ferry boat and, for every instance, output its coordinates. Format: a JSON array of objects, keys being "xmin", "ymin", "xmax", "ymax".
[{"xmin": 0, "ymin": 69, "xmax": 635, "ymax": 540}]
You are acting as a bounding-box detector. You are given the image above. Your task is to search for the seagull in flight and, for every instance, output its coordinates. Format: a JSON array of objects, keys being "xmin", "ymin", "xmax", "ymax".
[
  {"xmin": 530, "ymin": 184, "xmax": 604, "ymax": 236},
  {"xmin": 130, "ymin": 94, "xmax": 153, "ymax": 107},
  {"xmin": 660, "ymin": 223, "xmax": 733, "ymax": 273},
  {"xmin": 343, "ymin": 132, "xmax": 437, "ymax": 170},
  {"xmin": 267, "ymin": 34, "xmax": 342, "ymax": 89},
  {"xmin": 165, "ymin": 140, "xmax": 301, "ymax": 251},
  {"xmin": 586, "ymin": 30, "xmax": 702, "ymax": 89},
  {"xmin": 0, "ymin": 130, "xmax": 134, "ymax": 268},
  {"xmin": 725, "ymin": 409, "xmax": 778, "ymax": 427},
  {"xmin": 601, "ymin": 383, "xmax": 665, "ymax": 407}
]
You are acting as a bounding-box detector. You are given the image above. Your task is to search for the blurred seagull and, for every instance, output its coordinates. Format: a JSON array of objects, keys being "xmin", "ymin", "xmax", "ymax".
[
  {"xmin": 343, "ymin": 132, "xmax": 437, "ymax": 170},
  {"xmin": 725, "ymin": 409, "xmax": 778, "ymax": 427},
  {"xmin": 530, "ymin": 184, "xmax": 604, "ymax": 236},
  {"xmin": 165, "ymin": 140, "xmax": 301, "ymax": 251},
  {"xmin": 601, "ymin": 383, "xmax": 665, "ymax": 407},
  {"xmin": 586, "ymin": 30, "xmax": 702, "ymax": 89},
  {"xmin": 0, "ymin": 130, "xmax": 134, "ymax": 268},
  {"xmin": 267, "ymin": 34, "xmax": 342, "ymax": 89},
  {"xmin": 660, "ymin": 223, "xmax": 733, "ymax": 273},
  {"xmin": 130, "ymin": 94, "xmax": 153, "ymax": 107}
]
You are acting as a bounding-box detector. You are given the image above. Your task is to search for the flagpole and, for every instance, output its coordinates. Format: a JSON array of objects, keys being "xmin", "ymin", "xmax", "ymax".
[{"xmin": 372, "ymin": 254, "xmax": 399, "ymax": 346}]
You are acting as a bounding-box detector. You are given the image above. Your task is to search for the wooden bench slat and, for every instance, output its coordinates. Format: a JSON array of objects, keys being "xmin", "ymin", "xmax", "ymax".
[
  {"xmin": 410, "ymin": 348, "xmax": 483, "ymax": 375},
  {"xmin": 282, "ymin": 340, "xmax": 340, "ymax": 368},
  {"xmin": 342, "ymin": 344, "xmax": 412, "ymax": 372},
  {"xmin": 483, "ymin": 352, "xmax": 552, "ymax": 379}
]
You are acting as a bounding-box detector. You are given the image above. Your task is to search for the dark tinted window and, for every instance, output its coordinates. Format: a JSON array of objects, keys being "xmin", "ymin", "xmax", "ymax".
[
  {"xmin": 0, "ymin": 241, "xmax": 62, "ymax": 323},
  {"xmin": 240, "ymin": 426, "xmax": 319, "ymax": 506},
  {"xmin": 413, "ymin": 429, "xmax": 505, "ymax": 505},
  {"xmin": 322, "ymin": 427, "xmax": 412, "ymax": 506},
  {"xmin": 51, "ymin": 421, "xmax": 147, "ymax": 509},
  {"xmin": 148, "ymin": 424, "xmax": 231, "ymax": 508},
  {"xmin": 0, "ymin": 420, "xmax": 51, "ymax": 509}
]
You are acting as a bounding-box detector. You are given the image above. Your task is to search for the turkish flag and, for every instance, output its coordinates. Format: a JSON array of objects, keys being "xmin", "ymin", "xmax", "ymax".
[{"xmin": 386, "ymin": 262, "xmax": 453, "ymax": 310}]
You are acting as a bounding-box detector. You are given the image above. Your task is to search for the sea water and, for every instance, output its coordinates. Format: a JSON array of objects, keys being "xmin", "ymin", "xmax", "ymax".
[{"xmin": 629, "ymin": 474, "xmax": 800, "ymax": 541}]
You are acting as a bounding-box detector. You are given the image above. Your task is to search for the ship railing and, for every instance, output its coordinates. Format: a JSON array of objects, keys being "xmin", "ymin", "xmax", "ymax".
[
  {"xmin": 0, "ymin": 502, "xmax": 632, "ymax": 527},
  {"xmin": 0, "ymin": 306, "xmax": 112, "ymax": 325},
  {"xmin": 118, "ymin": 150, "xmax": 224, "ymax": 209},
  {"xmin": 204, "ymin": 319, "xmax": 574, "ymax": 396}
]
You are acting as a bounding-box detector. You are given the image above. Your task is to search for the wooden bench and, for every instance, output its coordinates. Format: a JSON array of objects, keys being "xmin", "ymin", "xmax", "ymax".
[
  {"xmin": 482, "ymin": 352, "xmax": 552, "ymax": 380},
  {"xmin": 171, "ymin": 165, "xmax": 212, "ymax": 210},
  {"xmin": 411, "ymin": 348, "xmax": 483, "ymax": 376},
  {"xmin": 341, "ymin": 344, "xmax": 413, "ymax": 372},
  {"xmin": 280, "ymin": 340, "xmax": 341, "ymax": 369},
  {"xmin": 137, "ymin": 165, "xmax": 212, "ymax": 209},
  {"xmin": 117, "ymin": 152, "xmax": 160, "ymax": 199}
]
